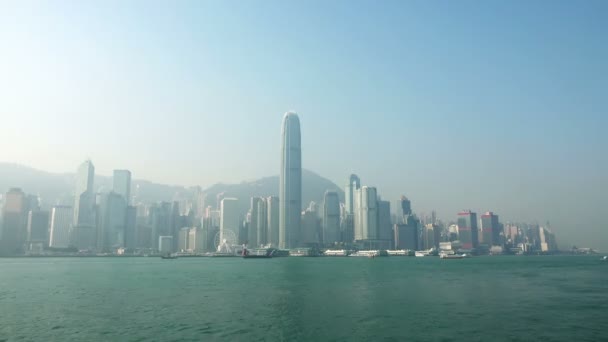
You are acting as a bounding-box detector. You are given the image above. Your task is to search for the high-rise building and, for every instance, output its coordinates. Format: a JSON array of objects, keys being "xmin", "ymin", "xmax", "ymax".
[
  {"xmin": 220, "ymin": 198, "xmax": 239, "ymax": 244},
  {"xmin": 124, "ymin": 206, "xmax": 137, "ymax": 249},
  {"xmin": 344, "ymin": 174, "xmax": 361, "ymax": 215},
  {"xmin": 26, "ymin": 210, "xmax": 49, "ymax": 251},
  {"xmin": 457, "ymin": 210, "xmax": 478, "ymax": 250},
  {"xmin": 354, "ymin": 186, "xmax": 378, "ymax": 241},
  {"xmin": 322, "ymin": 191, "xmax": 340, "ymax": 246},
  {"xmin": 49, "ymin": 206, "xmax": 73, "ymax": 249},
  {"xmin": 188, "ymin": 227, "xmax": 206, "ymax": 253},
  {"xmin": 422, "ymin": 223, "xmax": 440, "ymax": 250},
  {"xmin": 400, "ymin": 196, "xmax": 412, "ymax": 216},
  {"xmin": 178, "ymin": 227, "xmax": 190, "ymax": 252},
  {"xmin": 73, "ymin": 160, "xmax": 95, "ymax": 227},
  {"xmin": 0, "ymin": 188, "xmax": 27, "ymax": 255},
  {"xmin": 256, "ymin": 198, "xmax": 268, "ymax": 246},
  {"xmin": 97, "ymin": 192, "xmax": 127, "ymax": 252},
  {"xmin": 266, "ymin": 196, "xmax": 280, "ymax": 247},
  {"xmin": 480, "ymin": 211, "xmax": 500, "ymax": 246},
  {"xmin": 394, "ymin": 218, "xmax": 419, "ymax": 250},
  {"xmin": 158, "ymin": 236, "xmax": 173, "ymax": 254},
  {"xmin": 377, "ymin": 200, "xmax": 393, "ymax": 249},
  {"xmin": 301, "ymin": 202, "xmax": 320, "ymax": 246},
  {"xmin": 279, "ymin": 111, "xmax": 302, "ymax": 249},
  {"xmin": 112, "ymin": 170, "xmax": 132, "ymax": 205},
  {"xmin": 248, "ymin": 197, "xmax": 262, "ymax": 247}
]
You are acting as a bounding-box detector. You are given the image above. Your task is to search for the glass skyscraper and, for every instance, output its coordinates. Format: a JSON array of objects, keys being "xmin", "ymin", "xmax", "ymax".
[{"xmin": 279, "ymin": 112, "xmax": 301, "ymax": 249}]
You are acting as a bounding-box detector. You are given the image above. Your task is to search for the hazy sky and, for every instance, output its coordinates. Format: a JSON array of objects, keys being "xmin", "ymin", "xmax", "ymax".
[{"xmin": 1, "ymin": 0, "xmax": 607, "ymax": 248}]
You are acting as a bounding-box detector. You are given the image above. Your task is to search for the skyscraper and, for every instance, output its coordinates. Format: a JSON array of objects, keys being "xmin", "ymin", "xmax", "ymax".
[
  {"xmin": 480, "ymin": 211, "xmax": 500, "ymax": 246},
  {"xmin": 248, "ymin": 197, "xmax": 262, "ymax": 247},
  {"xmin": 73, "ymin": 160, "xmax": 95, "ymax": 226},
  {"xmin": 112, "ymin": 170, "xmax": 132, "ymax": 205},
  {"xmin": 322, "ymin": 191, "xmax": 340, "ymax": 246},
  {"xmin": 97, "ymin": 192, "xmax": 127, "ymax": 252},
  {"xmin": 266, "ymin": 196, "xmax": 280, "ymax": 247},
  {"xmin": 49, "ymin": 206, "xmax": 73, "ymax": 249},
  {"xmin": 26, "ymin": 210, "xmax": 49, "ymax": 252},
  {"xmin": 279, "ymin": 111, "xmax": 301, "ymax": 249},
  {"xmin": 354, "ymin": 186, "xmax": 378, "ymax": 241},
  {"xmin": 345, "ymin": 174, "xmax": 361, "ymax": 215},
  {"xmin": 457, "ymin": 210, "xmax": 479, "ymax": 250},
  {"xmin": 220, "ymin": 198, "xmax": 239, "ymax": 244},
  {"xmin": 0, "ymin": 188, "xmax": 27, "ymax": 255}
]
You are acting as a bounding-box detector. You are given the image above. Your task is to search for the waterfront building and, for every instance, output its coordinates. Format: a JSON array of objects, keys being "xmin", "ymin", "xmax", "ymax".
[
  {"xmin": 394, "ymin": 215, "xmax": 419, "ymax": 250},
  {"xmin": 0, "ymin": 188, "xmax": 28, "ymax": 254},
  {"xmin": 279, "ymin": 111, "xmax": 302, "ymax": 249},
  {"xmin": 480, "ymin": 211, "xmax": 500, "ymax": 246},
  {"xmin": 377, "ymin": 199, "xmax": 393, "ymax": 249},
  {"xmin": 73, "ymin": 161, "xmax": 96, "ymax": 247},
  {"xmin": 344, "ymin": 174, "xmax": 361, "ymax": 215},
  {"xmin": 188, "ymin": 227, "xmax": 206, "ymax": 253},
  {"xmin": 457, "ymin": 210, "xmax": 478, "ymax": 250},
  {"xmin": 220, "ymin": 198, "xmax": 240, "ymax": 244},
  {"xmin": 158, "ymin": 235, "xmax": 173, "ymax": 254},
  {"xmin": 49, "ymin": 206, "xmax": 73, "ymax": 249},
  {"xmin": 301, "ymin": 202, "xmax": 321, "ymax": 247},
  {"xmin": 97, "ymin": 192, "xmax": 127, "ymax": 252},
  {"xmin": 26, "ymin": 210, "xmax": 49, "ymax": 251},
  {"xmin": 266, "ymin": 196, "xmax": 280, "ymax": 247},
  {"xmin": 248, "ymin": 197, "xmax": 262, "ymax": 247},
  {"xmin": 322, "ymin": 191, "xmax": 341, "ymax": 246},
  {"xmin": 354, "ymin": 186, "xmax": 378, "ymax": 241},
  {"xmin": 178, "ymin": 227, "xmax": 189, "ymax": 252}
]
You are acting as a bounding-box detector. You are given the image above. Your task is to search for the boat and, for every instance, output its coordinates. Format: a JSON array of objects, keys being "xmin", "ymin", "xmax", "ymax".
[
  {"xmin": 160, "ymin": 253, "xmax": 177, "ymax": 259},
  {"xmin": 323, "ymin": 249, "xmax": 350, "ymax": 257},
  {"xmin": 601, "ymin": 256, "xmax": 607, "ymax": 261},
  {"xmin": 349, "ymin": 250, "xmax": 383, "ymax": 257},
  {"xmin": 440, "ymin": 252, "xmax": 464, "ymax": 259},
  {"xmin": 242, "ymin": 248, "xmax": 274, "ymax": 259}
]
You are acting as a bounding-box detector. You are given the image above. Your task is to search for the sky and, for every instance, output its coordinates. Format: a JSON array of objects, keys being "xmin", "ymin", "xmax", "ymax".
[{"xmin": 1, "ymin": 0, "xmax": 607, "ymax": 249}]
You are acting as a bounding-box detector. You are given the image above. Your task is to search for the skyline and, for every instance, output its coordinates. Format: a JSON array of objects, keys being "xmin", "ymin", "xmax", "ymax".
[{"xmin": 1, "ymin": 1, "xmax": 607, "ymax": 249}]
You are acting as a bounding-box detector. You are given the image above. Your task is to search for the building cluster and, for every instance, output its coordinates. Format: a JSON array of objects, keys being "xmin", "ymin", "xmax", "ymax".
[{"xmin": 0, "ymin": 112, "xmax": 559, "ymax": 256}]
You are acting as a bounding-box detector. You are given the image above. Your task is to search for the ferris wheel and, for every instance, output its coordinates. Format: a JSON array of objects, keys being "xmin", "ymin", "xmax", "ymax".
[{"xmin": 214, "ymin": 229, "xmax": 238, "ymax": 251}]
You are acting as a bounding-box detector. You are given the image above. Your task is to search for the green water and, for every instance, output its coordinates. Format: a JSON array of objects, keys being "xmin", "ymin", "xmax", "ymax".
[{"xmin": 1, "ymin": 256, "xmax": 606, "ymax": 341}]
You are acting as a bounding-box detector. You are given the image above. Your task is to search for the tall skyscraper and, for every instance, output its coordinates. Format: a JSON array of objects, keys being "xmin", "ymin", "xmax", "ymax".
[
  {"xmin": 457, "ymin": 210, "xmax": 479, "ymax": 250},
  {"xmin": 220, "ymin": 198, "xmax": 239, "ymax": 244},
  {"xmin": 26, "ymin": 210, "xmax": 49, "ymax": 251},
  {"xmin": 345, "ymin": 174, "xmax": 361, "ymax": 215},
  {"xmin": 377, "ymin": 200, "xmax": 393, "ymax": 249},
  {"xmin": 322, "ymin": 191, "xmax": 340, "ymax": 246},
  {"xmin": 97, "ymin": 192, "xmax": 127, "ymax": 252},
  {"xmin": 480, "ymin": 211, "xmax": 500, "ymax": 246},
  {"xmin": 279, "ymin": 111, "xmax": 302, "ymax": 249},
  {"xmin": 400, "ymin": 196, "xmax": 412, "ymax": 216},
  {"xmin": 73, "ymin": 160, "xmax": 95, "ymax": 226},
  {"xmin": 301, "ymin": 202, "xmax": 320, "ymax": 246},
  {"xmin": 248, "ymin": 197, "xmax": 262, "ymax": 247},
  {"xmin": 256, "ymin": 198, "xmax": 268, "ymax": 246},
  {"xmin": 49, "ymin": 206, "xmax": 73, "ymax": 249},
  {"xmin": 354, "ymin": 186, "xmax": 378, "ymax": 241},
  {"xmin": 266, "ymin": 196, "xmax": 280, "ymax": 247},
  {"xmin": 112, "ymin": 170, "xmax": 132, "ymax": 205},
  {"xmin": 0, "ymin": 188, "xmax": 27, "ymax": 255}
]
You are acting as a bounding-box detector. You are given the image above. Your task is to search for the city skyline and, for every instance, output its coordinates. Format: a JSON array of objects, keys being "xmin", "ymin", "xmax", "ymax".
[{"xmin": 1, "ymin": 1, "xmax": 606, "ymax": 249}]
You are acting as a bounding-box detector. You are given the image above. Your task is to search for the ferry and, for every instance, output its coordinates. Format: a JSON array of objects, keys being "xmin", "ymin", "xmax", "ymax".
[
  {"xmin": 323, "ymin": 249, "xmax": 350, "ymax": 257},
  {"xmin": 349, "ymin": 250, "xmax": 388, "ymax": 257},
  {"xmin": 386, "ymin": 250, "xmax": 411, "ymax": 256},
  {"xmin": 242, "ymin": 248, "xmax": 273, "ymax": 259},
  {"xmin": 160, "ymin": 253, "xmax": 178, "ymax": 259},
  {"xmin": 439, "ymin": 252, "xmax": 465, "ymax": 259},
  {"xmin": 415, "ymin": 248, "xmax": 439, "ymax": 257}
]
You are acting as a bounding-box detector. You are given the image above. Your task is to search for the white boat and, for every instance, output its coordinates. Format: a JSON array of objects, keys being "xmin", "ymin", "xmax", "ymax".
[
  {"xmin": 602, "ymin": 256, "xmax": 607, "ymax": 261},
  {"xmin": 324, "ymin": 249, "xmax": 349, "ymax": 257},
  {"xmin": 440, "ymin": 252, "xmax": 464, "ymax": 259},
  {"xmin": 350, "ymin": 250, "xmax": 380, "ymax": 257}
]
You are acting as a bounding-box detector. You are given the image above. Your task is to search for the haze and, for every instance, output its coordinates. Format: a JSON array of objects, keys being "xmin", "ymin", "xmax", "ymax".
[{"xmin": 0, "ymin": 0, "xmax": 606, "ymax": 249}]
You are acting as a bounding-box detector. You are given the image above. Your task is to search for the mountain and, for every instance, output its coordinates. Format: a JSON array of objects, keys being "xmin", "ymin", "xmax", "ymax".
[
  {"xmin": 0, "ymin": 163, "xmax": 344, "ymax": 213},
  {"xmin": 201, "ymin": 169, "xmax": 344, "ymax": 215}
]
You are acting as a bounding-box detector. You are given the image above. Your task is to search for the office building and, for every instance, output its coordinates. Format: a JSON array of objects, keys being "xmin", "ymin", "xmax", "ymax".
[
  {"xmin": 26, "ymin": 210, "xmax": 49, "ymax": 251},
  {"xmin": 344, "ymin": 174, "xmax": 361, "ymax": 215},
  {"xmin": 188, "ymin": 227, "xmax": 206, "ymax": 253},
  {"xmin": 457, "ymin": 210, "xmax": 478, "ymax": 250},
  {"xmin": 279, "ymin": 111, "xmax": 302, "ymax": 249},
  {"xmin": 301, "ymin": 202, "xmax": 320, "ymax": 246},
  {"xmin": 480, "ymin": 211, "xmax": 500, "ymax": 246},
  {"xmin": 354, "ymin": 186, "xmax": 378, "ymax": 241},
  {"xmin": 178, "ymin": 227, "xmax": 189, "ymax": 252},
  {"xmin": 158, "ymin": 236, "xmax": 173, "ymax": 254},
  {"xmin": 49, "ymin": 206, "xmax": 73, "ymax": 249},
  {"xmin": 97, "ymin": 192, "xmax": 127, "ymax": 252},
  {"xmin": 266, "ymin": 196, "xmax": 280, "ymax": 247},
  {"xmin": 248, "ymin": 197, "xmax": 262, "ymax": 247},
  {"xmin": 220, "ymin": 198, "xmax": 239, "ymax": 244},
  {"xmin": 322, "ymin": 191, "xmax": 340, "ymax": 246},
  {"xmin": 0, "ymin": 188, "xmax": 27, "ymax": 255},
  {"xmin": 112, "ymin": 170, "xmax": 132, "ymax": 205}
]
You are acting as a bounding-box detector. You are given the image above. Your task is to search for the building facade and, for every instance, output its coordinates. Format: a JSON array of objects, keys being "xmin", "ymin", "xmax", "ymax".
[{"xmin": 279, "ymin": 111, "xmax": 302, "ymax": 249}]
